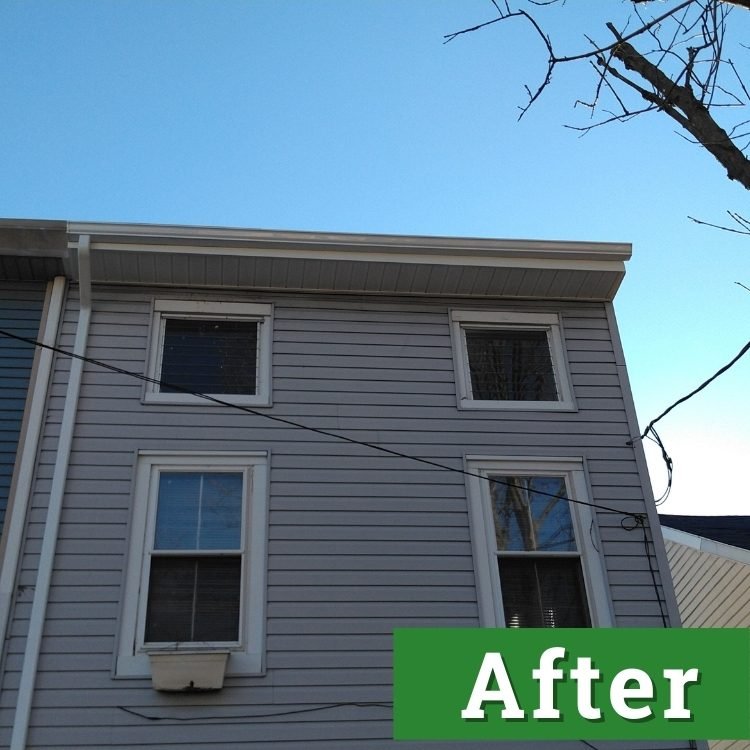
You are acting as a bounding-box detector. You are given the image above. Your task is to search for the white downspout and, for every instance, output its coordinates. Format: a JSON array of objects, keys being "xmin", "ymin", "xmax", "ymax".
[
  {"xmin": 0, "ymin": 276, "xmax": 67, "ymax": 668},
  {"xmin": 10, "ymin": 236, "xmax": 92, "ymax": 750}
]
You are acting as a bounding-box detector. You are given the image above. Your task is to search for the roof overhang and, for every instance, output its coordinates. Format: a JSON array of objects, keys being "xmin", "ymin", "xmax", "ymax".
[
  {"xmin": 2, "ymin": 220, "xmax": 631, "ymax": 300},
  {"xmin": 67, "ymin": 222, "xmax": 630, "ymax": 301},
  {"xmin": 0, "ymin": 219, "xmax": 70, "ymax": 281}
]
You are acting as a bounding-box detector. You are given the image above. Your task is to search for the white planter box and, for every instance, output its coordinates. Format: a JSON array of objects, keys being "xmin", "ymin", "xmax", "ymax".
[{"xmin": 148, "ymin": 651, "xmax": 230, "ymax": 692}]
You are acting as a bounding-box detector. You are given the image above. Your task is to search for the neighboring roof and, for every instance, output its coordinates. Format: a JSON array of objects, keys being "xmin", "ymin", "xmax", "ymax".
[
  {"xmin": 0, "ymin": 219, "xmax": 69, "ymax": 281},
  {"xmin": 659, "ymin": 514, "xmax": 750, "ymax": 552},
  {"xmin": 0, "ymin": 218, "xmax": 631, "ymax": 300}
]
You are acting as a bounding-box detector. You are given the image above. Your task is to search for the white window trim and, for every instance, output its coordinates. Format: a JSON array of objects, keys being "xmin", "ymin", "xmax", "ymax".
[
  {"xmin": 116, "ymin": 452, "xmax": 269, "ymax": 677},
  {"xmin": 449, "ymin": 309, "xmax": 575, "ymax": 411},
  {"xmin": 144, "ymin": 300, "xmax": 273, "ymax": 406},
  {"xmin": 464, "ymin": 456, "xmax": 613, "ymax": 628}
]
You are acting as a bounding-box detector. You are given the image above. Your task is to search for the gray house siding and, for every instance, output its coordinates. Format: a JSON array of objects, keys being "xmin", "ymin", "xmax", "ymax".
[
  {"xmin": 0, "ymin": 283, "xmax": 47, "ymax": 533},
  {"xmin": 1, "ymin": 285, "xmax": 682, "ymax": 748}
]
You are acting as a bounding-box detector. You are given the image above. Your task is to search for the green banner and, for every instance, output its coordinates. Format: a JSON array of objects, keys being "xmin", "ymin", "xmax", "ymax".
[{"xmin": 393, "ymin": 628, "xmax": 750, "ymax": 741}]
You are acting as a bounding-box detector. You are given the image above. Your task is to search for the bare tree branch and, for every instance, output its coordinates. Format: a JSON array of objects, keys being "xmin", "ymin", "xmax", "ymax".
[
  {"xmin": 606, "ymin": 23, "xmax": 750, "ymax": 187},
  {"xmin": 447, "ymin": 0, "xmax": 750, "ymax": 196}
]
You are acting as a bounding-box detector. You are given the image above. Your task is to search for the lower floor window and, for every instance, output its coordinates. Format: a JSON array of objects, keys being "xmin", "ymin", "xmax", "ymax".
[
  {"xmin": 465, "ymin": 458, "xmax": 612, "ymax": 629},
  {"xmin": 116, "ymin": 452, "xmax": 268, "ymax": 677}
]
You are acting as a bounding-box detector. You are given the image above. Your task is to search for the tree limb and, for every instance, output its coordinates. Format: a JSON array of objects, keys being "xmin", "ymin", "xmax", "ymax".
[{"xmin": 608, "ymin": 23, "xmax": 750, "ymax": 188}]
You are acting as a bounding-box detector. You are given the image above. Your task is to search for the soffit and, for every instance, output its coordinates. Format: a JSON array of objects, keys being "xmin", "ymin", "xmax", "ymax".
[
  {"xmin": 0, "ymin": 221, "xmax": 69, "ymax": 281},
  {"xmin": 69, "ymin": 223, "xmax": 631, "ymax": 301}
]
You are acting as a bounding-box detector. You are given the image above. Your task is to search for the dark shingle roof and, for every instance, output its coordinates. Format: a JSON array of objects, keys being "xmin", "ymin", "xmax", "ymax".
[{"xmin": 659, "ymin": 514, "xmax": 750, "ymax": 552}]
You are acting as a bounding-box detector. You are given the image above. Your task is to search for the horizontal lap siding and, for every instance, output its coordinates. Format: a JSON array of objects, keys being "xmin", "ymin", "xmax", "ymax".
[
  {"xmin": 0, "ymin": 283, "xmax": 46, "ymax": 531},
  {"xmin": 5, "ymin": 288, "xmax": 674, "ymax": 749}
]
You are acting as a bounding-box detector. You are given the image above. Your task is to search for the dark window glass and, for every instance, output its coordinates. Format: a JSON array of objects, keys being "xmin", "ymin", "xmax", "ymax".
[
  {"xmin": 465, "ymin": 328, "xmax": 557, "ymax": 401},
  {"xmin": 490, "ymin": 473, "xmax": 590, "ymax": 628},
  {"xmin": 489, "ymin": 475, "xmax": 575, "ymax": 552},
  {"xmin": 160, "ymin": 318, "xmax": 258, "ymax": 395},
  {"xmin": 498, "ymin": 557, "xmax": 591, "ymax": 628},
  {"xmin": 145, "ymin": 556, "xmax": 241, "ymax": 642}
]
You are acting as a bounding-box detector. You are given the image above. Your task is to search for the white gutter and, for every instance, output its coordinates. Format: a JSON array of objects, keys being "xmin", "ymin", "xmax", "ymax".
[
  {"xmin": 0, "ymin": 276, "xmax": 67, "ymax": 664},
  {"xmin": 68, "ymin": 220, "xmax": 632, "ymax": 262},
  {"xmin": 10, "ymin": 236, "xmax": 91, "ymax": 750}
]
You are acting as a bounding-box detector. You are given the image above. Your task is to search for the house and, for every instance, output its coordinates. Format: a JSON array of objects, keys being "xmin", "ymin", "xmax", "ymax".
[
  {"xmin": 660, "ymin": 514, "xmax": 750, "ymax": 628},
  {"xmin": 0, "ymin": 219, "xmax": 694, "ymax": 749},
  {"xmin": 660, "ymin": 516, "xmax": 750, "ymax": 750}
]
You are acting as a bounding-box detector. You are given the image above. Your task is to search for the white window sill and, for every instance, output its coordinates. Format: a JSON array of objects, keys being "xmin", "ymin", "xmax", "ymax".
[
  {"xmin": 117, "ymin": 649, "xmax": 263, "ymax": 679},
  {"xmin": 143, "ymin": 392, "xmax": 272, "ymax": 407},
  {"xmin": 457, "ymin": 398, "xmax": 576, "ymax": 412}
]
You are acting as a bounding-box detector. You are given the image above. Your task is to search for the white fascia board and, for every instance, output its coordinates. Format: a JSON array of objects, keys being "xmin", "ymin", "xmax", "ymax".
[
  {"xmin": 67, "ymin": 221, "xmax": 631, "ymax": 266},
  {"xmin": 661, "ymin": 525, "xmax": 750, "ymax": 566}
]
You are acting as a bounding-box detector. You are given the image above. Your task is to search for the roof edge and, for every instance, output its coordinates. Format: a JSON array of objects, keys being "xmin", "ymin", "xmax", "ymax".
[
  {"xmin": 661, "ymin": 525, "xmax": 750, "ymax": 566},
  {"xmin": 66, "ymin": 221, "xmax": 632, "ymax": 263}
]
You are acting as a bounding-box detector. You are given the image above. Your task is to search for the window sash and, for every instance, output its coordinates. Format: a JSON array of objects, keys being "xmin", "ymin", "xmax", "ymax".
[
  {"xmin": 158, "ymin": 316, "xmax": 261, "ymax": 396},
  {"xmin": 144, "ymin": 301, "xmax": 273, "ymax": 407},
  {"xmin": 497, "ymin": 556, "xmax": 591, "ymax": 628},
  {"xmin": 153, "ymin": 470, "xmax": 244, "ymax": 552},
  {"xmin": 140, "ymin": 467, "xmax": 249, "ymax": 648},
  {"xmin": 145, "ymin": 555, "xmax": 242, "ymax": 643},
  {"xmin": 450, "ymin": 311, "xmax": 574, "ymax": 411},
  {"xmin": 464, "ymin": 457, "xmax": 613, "ymax": 629},
  {"xmin": 488, "ymin": 474, "xmax": 575, "ymax": 553},
  {"xmin": 463, "ymin": 326, "xmax": 558, "ymax": 402}
]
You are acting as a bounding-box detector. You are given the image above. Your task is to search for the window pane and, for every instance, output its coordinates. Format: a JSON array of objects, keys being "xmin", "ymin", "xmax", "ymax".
[
  {"xmin": 490, "ymin": 475, "xmax": 576, "ymax": 552},
  {"xmin": 160, "ymin": 318, "xmax": 258, "ymax": 395},
  {"xmin": 145, "ymin": 556, "xmax": 241, "ymax": 642},
  {"xmin": 154, "ymin": 472, "xmax": 242, "ymax": 550},
  {"xmin": 465, "ymin": 328, "xmax": 557, "ymax": 401},
  {"xmin": 499, "ymin": 557, "xmax": 590, "ymax": 628}
]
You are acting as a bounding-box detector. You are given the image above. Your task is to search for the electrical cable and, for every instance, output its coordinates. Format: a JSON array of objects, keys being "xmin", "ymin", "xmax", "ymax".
[
  {"xmin": 626, "ymin": 338, "xmax": 749, "ymax": 512},
  {"xmin": 633, "ymin": 338, "xmax": 750, "ymax": 442},
  {"xmin": 645, "ymin": 427, "xmax": 673, "ymax": 506},
  {"xmin": 0, "ymin": 327, "xmax": 670, "ymax": 637},
  {"xmin": 0, "ymin": 327, "xmax": 646, "ymax": 523},
  {"xmin": 1, "ymin": 326, "xmax": 698, "ymax": 733},
  {"xmin": 118, "ymin": 702, "xmax": 392, "ymax": 722}
]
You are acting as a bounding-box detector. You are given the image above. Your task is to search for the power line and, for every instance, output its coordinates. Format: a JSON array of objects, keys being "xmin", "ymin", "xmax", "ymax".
[
  {"xmin": 118, "ymin": 702, "xmax": 392, "ymax": 722},
  {"xmin": 634, "ymin": 338, "xmax": 750, "ymax": 442},
  {"xmin": 0, "ymin": 327, "xmax": 646, "ymax": 523},
  {"xmin": 1, "ymin": 326, "xmax": 672, "ymax": 620}
]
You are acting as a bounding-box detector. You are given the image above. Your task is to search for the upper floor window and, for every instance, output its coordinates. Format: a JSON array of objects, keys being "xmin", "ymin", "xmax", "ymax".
[
  {"xmin": 145, "ymin": 300, "xmax": 272, "ymax": 406},
  {"xmin": 450, "ymin": 310, "xmax": 574, "ymax": 410},
  {"xmin": 465, "ymin": 457, "xmax": 612, "ymax": 628}
]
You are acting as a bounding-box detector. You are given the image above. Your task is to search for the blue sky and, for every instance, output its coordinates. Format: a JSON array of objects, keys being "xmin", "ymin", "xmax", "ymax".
[{"xmin": 1, "ymin": 0, "xmax": 747, "ymax": 514}]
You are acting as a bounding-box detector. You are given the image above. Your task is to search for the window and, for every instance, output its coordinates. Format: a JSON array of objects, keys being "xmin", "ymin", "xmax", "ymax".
[
  {"xmin": 117, "ymin": 452, "xmax": 268, "ymax": 677},
  {"xmin": 465, "ymin": 457, "xmax": 612, "ymax": 628},
  {"xmin": 145, "ymin": 300, "xmax": 273, "ymax": 406},
  {"xmin": 450, "ymin": 310, "xmax": 574, "ymax": 410}
]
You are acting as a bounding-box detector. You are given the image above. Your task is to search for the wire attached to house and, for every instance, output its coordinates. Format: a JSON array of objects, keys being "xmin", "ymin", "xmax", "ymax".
[
  {"xmin": 632, "ymin": 338, "xmax": 750, "ymax": 442},
  {"xmin": 627, "ymin": 337, "xmax": 749, "ymax": 510},
  {"xmin": 118, "ymin": 702, "xmax": 392, "ymax": 722},
  {"xmin": 0, "ymin": 327, "xmax": 669, "ymax": 631},
  {"xmin": 644, "ymin": 426, "xmax": 673, "ymax": 506},
  {"xmin": 0, "ymin": 327, "xmax": 647, "ymax": 523}
]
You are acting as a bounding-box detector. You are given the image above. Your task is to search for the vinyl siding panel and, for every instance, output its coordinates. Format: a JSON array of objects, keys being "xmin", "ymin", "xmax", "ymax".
[
  {"xmin": 2, "ymin": 287, "xmax": 684, "ymax": 749},
  {"xmin": 0, "ymin": 282, "xmax": 46, "ymax": 532},
  {"xmin": 665, "ymin": 538, "xmax": 750, "ymax": 628},
  {"xmin": 664, "ymin": 539, "xmax": 750, "ymax": 750}
]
